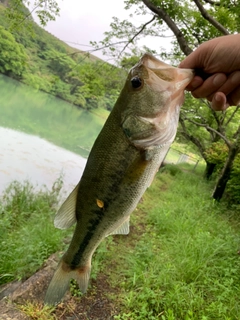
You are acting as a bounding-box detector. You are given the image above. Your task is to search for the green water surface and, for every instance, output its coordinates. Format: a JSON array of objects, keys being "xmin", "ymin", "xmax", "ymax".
[{"xmin": 0, "ymin": 74, "xmax": 107, "ymax": 158}]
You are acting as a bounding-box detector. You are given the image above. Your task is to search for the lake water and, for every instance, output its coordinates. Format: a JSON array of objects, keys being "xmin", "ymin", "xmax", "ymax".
[
  {"xmin": 0, "ymin": 127, "xmax": 87, "ymax": 195},
  {"xmin": 0, "ymin": 74, "xmax": 107, "ymax": 195}
]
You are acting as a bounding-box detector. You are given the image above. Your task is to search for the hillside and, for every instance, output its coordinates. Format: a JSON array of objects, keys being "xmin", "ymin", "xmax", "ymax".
[{"xmin": 0, "ymin": 3, "xmax": 126, "ymax": 111}]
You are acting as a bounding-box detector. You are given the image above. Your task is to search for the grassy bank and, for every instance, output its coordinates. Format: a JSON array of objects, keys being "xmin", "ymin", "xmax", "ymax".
[
  {"xmin": 108, "ymin": 164, "xmax": 240, "ymax": 319},
  {"xmin": 1, "ymin": 164, "xmax": 239, "ymax": 319},
  {"xmin": 0, "ymin": 178, "xmax": 71, "ymax": 285}
]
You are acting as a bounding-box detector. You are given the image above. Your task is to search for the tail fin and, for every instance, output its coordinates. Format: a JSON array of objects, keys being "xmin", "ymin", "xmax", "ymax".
[{"xmin": 44, "ymin": 260, "xmax": 91, "ymax": 305}]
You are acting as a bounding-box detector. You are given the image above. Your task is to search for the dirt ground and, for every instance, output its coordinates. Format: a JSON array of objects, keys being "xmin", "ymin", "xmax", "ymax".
[
  {"xmin": 0, "ymin": 253, "xmax": 120, "ymax": 320},
  {"xmin": 53, "ymin": 274, "xmax": 119, "ymax": 320}
]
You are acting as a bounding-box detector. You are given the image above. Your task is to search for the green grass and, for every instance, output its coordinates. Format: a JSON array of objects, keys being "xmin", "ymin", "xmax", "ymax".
[
  {"xmin": 99, "ymin": 164, "xmax": 240, "ymax": 319},
  {"xmin": 1, "ymin": 164, "xmax": 239, "ymax": 319},
  {"xmin": 0, "ymin": 178, "xmax": 71, "ymax": 284}
]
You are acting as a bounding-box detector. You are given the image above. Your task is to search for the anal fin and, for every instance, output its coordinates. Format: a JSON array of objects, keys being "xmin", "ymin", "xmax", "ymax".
[{"xmin": 107, "ymin": 217, "xmax": 130, "ymax": 236}]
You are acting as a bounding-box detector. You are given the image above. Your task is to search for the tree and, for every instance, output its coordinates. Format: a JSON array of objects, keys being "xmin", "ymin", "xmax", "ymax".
[
  {"xmin": 179, "ymin": 97, "xmax": 240, "ymax": 179},
  {"xmin": 120, "ymin": 55, "xmax": 141, "ymax": 71},
  {"xmin": 3, "ymin": 0, "xmax": 60, "ymax": 28},
  {"xmin": 93, "ymin": 0, "xmax": 240, "ymax": 202},
  {"xmin": 212, "ymin": 126, "xmax": 240, "ymax": 201},
  {"xmin": 93, "ymin": 0, "xmax": 240, "ymax": 60},
  {"xmin": 3, "ymin": 0, "xmax": 240, "ymax": 201},
  {"xmin": 0, "ymin": 25, "xmax": 27, "ymax": 76}
]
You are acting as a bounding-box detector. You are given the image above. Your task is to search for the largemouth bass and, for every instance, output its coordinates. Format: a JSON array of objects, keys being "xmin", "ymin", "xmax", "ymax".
[{"xmin": 45, "ymin": 54, "xmax": 194, "ymax": 305}]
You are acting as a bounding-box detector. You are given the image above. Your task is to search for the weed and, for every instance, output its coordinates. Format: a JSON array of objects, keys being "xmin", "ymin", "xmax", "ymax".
[
  {"xmin": 111, "ymin": 169, "xmax": 240, "ymax": 319},
  {"xmin": 19, "ymin": 301, "xmax": 56, "ymax": 320},
  {"xmin": 160, "ymin": 164, "xmax": 182, "ymax": 176},
  {"xmin": 0, "ymin": 178, "xmax": 70, "ymax": 285},
  {"xmin": 70, "ymin": 279, "xmax": 83, "ymax": 298}
]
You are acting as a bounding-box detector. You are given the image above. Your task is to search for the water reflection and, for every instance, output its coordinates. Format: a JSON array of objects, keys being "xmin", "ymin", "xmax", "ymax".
[
  {"xmin": 0, "ymin": 127, "xmax": 87, "ymax": 195},
  {"xmin": 0, "ymin": 74, "xmax": 106, "ymax": 159}
]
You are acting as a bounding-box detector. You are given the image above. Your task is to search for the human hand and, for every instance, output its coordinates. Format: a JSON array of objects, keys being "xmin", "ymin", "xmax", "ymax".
[{"xmin": 179, "ymin": 34, "xmax": 240, "ymax": 110}]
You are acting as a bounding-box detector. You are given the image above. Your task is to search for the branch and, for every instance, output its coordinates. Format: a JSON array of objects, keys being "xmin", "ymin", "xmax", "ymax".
[
  {"xmin": 18, "ymin": 2, "xmax": 41, "ymax": 23},
  {"xmin": 225, "ymin": 105, "xmax": 240, "ymax": 126},
  {"xmin": 7, "ymin": 0, "xmax": 56, "ymax": 28},
  {"xmin": 142, "ymin": 0, "xmax": 193, "ymax": 55},
  {"xmin": 119, "ymin": 15, "xmax": 157, "ymax": 56},
  {"xmin": 203, "ymin": 0, "xmax": 221, "ymax": 5},
  {"xmin": 201, "ymin": 98, "xmax": 224, "ymax": 129},
  {"xmin": 203, "ymin": 0, "xmax": 233, "ymax": 9},
  {"xmin": 192, "ymin": 0, "xmax": 229, "ymax": 35},
  {"xmin": 183, "ymin": 117, "xmax": 232, "ymax": 148},
  {"xmin": 179, "ymin": 116, "xmax": 207, "ymax": 159},
  {"xmin": 233, "ymin": 124, "xmax": 240, "ymax": 140},
  {"xmin": 90, "ymin": 40, "xmax": 128, "ymax": 53}
]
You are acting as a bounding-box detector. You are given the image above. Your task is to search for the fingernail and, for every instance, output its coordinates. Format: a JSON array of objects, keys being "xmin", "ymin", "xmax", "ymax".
[
  {"xmin": 212, "ymin": 93, "xmax": 227, "ymax": 111},
  {"xmin": 214, "ymin": 93, "xmax": 222, "ymax": 102},
  {"xmin": 213, "ymin": 74, "xmax": 226, "ymax": 87}
]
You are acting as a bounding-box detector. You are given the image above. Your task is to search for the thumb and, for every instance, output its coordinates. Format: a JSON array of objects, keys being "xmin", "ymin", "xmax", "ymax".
[{"xmin": 179, "ymin": 51, "xmax": 199, "ymax": 69}]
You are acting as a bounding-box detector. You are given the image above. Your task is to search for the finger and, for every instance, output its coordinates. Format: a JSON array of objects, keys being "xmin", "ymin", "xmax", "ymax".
[
  {"xmin": 211, "ymin": 92, "xmax": 228, "ymax": 111},
  {"xmin": 211, "ymin": 71, "xmax": 240, "ymax": 97},
  {"xmin": 185, "ymin": 76, "xmax": 204, "ymax": 91},
  {"xmin": 191, "ymin": 73, "xmax": 227, "ymax": 99},
  {"xmin": 227, "ymin": 85, "xmax": 240, "ymax": 106}
]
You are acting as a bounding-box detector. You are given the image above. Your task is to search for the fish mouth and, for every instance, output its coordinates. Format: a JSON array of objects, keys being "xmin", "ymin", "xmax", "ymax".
[{"xmin": 138, "ymin": 53, "xmax": 194, "ymax": 92}]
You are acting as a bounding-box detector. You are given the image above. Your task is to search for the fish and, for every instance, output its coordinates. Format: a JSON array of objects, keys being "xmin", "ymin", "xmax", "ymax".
[{"xmin": 44, "ymin": 53, "xmax": 194, "ymax": 305}]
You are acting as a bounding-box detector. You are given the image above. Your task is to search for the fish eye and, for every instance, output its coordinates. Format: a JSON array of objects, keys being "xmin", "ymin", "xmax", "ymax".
[{"xmin": 131, "ymin": 76, "xmax": 142, "ymax": 89}]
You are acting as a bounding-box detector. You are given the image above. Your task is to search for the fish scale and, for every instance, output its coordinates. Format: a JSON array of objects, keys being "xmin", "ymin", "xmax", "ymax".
[{"xmin": 45, "ymin": 53, "xmax": 194, "ymax": 305}]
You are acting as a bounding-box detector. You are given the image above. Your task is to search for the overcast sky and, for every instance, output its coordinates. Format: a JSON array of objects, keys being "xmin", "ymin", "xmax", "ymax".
[{"xmin": 30, "ymin": 0, "xmax": 173, "ymax": 61}]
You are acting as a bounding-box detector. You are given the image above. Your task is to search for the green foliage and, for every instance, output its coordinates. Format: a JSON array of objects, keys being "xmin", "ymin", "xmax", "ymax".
[
  {"xmin": 22, "ymin": 72, "xmax": 52, "ymax": 91},
  {"xmin": 120, "ymin": 55, "xmax": 140, "ymax": 71},
  {"xmin": 0, "ymin": 3, "xmax": 126, "ymax": 111},
  {"xmin": 228, "ymin": 155, "xmax": 240, "ymax": 206},
  {"xmin": 0, "ymin": 25, "xmax": 27, "ymax": 76},
  {"xmin": 70, "ymin": 279, "xmax": 83, "ymax": 298},
  {"xmin": 93, "ymin": 0, "xmax": 240, "ymax": 61},
  {"xmin": 204, "ymin": 142, "xmax": 228, "ymax": 169},
  {"xmin": 204, "ymin": 142, "xmax": 240, "ymax": 205},
  {"xmin": 5, "ymin": 0, "xmax": 60, "ymax": 29},
  {"xmin": 74, "ymin": 60, "xmax": 126, "ymax": 111},
  {"xmin": 0, "ymin": 178, "xmax": 70, "ymax": 284},
  {"xmin": 160, "ymin": 164, "xmax": 182, "ymax": 176}
]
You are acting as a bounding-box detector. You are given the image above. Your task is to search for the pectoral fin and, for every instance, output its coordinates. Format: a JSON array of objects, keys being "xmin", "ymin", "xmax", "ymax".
[
  {"xmin": 106, "ymin": 217, "xmax": 130, "ymax": 236},
  {"xmin": 122, "ymin": 114, "xmax": 173, "ymax": 149},
  {"xmin": 122, "ymin": 114, "xmax": 156, "ymax": 148},
  {"xmin": 54, "ymin": 183, "xmax": 79, "ymax": 229}
]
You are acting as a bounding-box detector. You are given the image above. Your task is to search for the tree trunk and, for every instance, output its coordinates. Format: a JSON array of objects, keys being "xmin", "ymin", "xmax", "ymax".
[
  {"xmin": 212, "ymin": 145, "xmax": 239, "ymax": 201},
  {"xmin": 204, "ymin": 162, "xmax": 216, "ymax": 180}
]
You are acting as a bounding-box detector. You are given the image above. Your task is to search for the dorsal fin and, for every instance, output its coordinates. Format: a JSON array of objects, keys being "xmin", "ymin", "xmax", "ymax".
[
  {"xmin": 106, "ymin": 217, "xmax": 130, "ymax": 236},
  {"xmin": 54, "ymin": 183, "xmax": 79, "ymax": 229}
]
